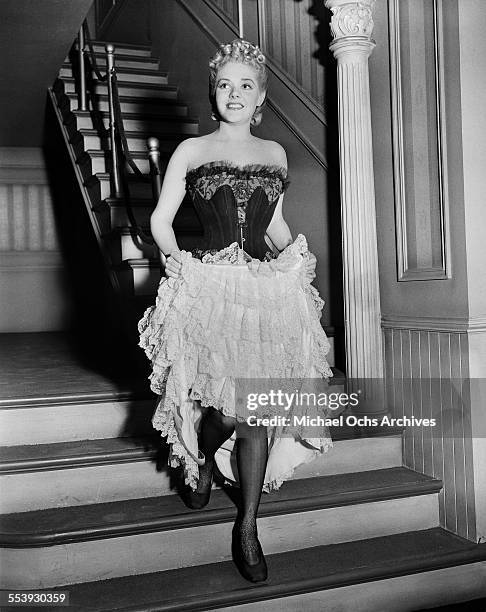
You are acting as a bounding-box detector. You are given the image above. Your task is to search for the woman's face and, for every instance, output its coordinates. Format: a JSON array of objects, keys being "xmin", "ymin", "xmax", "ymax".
[{"xmin": 214, "ymin": 61, "xmax": 265, "ymax": 125}]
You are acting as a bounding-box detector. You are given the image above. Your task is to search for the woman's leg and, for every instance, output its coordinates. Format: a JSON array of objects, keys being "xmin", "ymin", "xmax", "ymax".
[
  {"xmin": 188, "ymin": 407, "xmax": 235, "ymax": 505},
  {"xmin": 234, "ymin": 422, "xmax": 268, "ymax": 568}
]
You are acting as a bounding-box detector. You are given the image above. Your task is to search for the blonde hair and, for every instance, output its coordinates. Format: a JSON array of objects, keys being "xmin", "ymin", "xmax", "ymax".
[{"xmin": 209, "ymin": 39, "xmax": 268, "ymax": 126}]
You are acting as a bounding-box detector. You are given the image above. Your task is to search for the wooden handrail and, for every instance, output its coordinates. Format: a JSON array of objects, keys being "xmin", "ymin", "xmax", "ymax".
[{"xmin": 72, "ymin": 22, "xmax": 155, "ymax": 245}]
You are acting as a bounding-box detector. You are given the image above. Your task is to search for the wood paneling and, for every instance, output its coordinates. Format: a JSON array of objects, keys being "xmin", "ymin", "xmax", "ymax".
[
  {"xmin": 0, "ymin": 184, "xmax": 58, "ymax": 252},
  {"xmin": 0, "ymin": 148, "xmax": 69, "ymax": 332},
  {"xmin": 383, "ymin": 323, "xmax": 476, "ymax": 540},
  {"xmin": 389, "ymin": 0, "xmax": 451, "ymax": 280},
  {"xmin": 259, "ymin": 0, "xmax": 326, "ymax": 111},
  {"xmin": 206, "ymin": 0, "xmax": 239, "ymax": 29}
]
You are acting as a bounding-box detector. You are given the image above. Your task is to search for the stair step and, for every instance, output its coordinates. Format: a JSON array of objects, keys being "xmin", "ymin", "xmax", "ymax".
[
  {"xmin": 71, "ymin": 129, "xmax": 184, "ymax": 159},
  {"xmin": 121, "ymin": 258, "xmax": 168, "ymax": 295},
  {"xmin": 0, "ymin": 399, "xmax": 155, "ymax": 446},
  {"xmin": 0, "ymin": 434, "xmax": 403, "ymax": 512},
  {"xmin": 61, "ymin": 91, "xmax": 188, "ymax": 116},
  {"xmin": 58, "ymin": 76, "xmax": 179, "ymax": 100},
  {"xmin": 110, "ymin": 227, "xmax": 160, "ymax": 261},
  {"xmin": 106, "ymin": 199, "xmax": 155, "ymax": 228},
  {"xmin": 70, "ymin": 51, "xmax": 160, "ymax": 71},
  {"xmin": 0, "ymin": 364, "xmax": 349, "ymax": 446},
  {"xmin": 37, "ymin": 528, "xmax": 485, "ymax": 611},
  {"xmin": 1, "ymin": 468, "xmax": 441, "ymax": 546},
  {"xmin": 79, "ymin": 41, "xmax": 153, "ymax": 58},
  {"xmin": 65, "ymin": 110, "xmax": 199, "ymax": 138},
  {"xmin": 59, "ymin": 64, "xmax": 169, "ymax": 86},
  {"xmin": 0, "ymin": 437, "xmax": 158, "ymax": 474},
  {"xmin": 0, "ymin": 469, "xmax": 442, "ymax": 588},
  {"xmin": 86, "ymin": 173, "xmax": 154, "ymax": 205},
  {"xmin": 113, "ymin": 221, "xmax": 202, "ymax": 261},
  {"xmin": 76, "ymin": 149, "xmax": 162, "ymax": 181}
]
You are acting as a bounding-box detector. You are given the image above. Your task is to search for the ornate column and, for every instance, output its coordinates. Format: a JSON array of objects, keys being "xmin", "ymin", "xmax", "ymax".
[{"xmin": 325, "ymin": 0, "xmax": 385, "ymax": 416}]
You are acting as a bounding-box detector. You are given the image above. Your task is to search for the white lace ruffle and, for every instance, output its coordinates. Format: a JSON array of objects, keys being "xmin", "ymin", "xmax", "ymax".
[{"xmin": 138, "ymin": 234, "xmax": 333, "ymax": 490}]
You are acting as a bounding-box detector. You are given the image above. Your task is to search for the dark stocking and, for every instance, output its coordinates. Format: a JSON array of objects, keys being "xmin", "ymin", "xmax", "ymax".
[
  {"xmin": 235, "ymin": 423, "xmax": 268, "ymax": 564},
  {"xmin": 194, "ymin": 407, "xmax": 235, "ymax": 494}
]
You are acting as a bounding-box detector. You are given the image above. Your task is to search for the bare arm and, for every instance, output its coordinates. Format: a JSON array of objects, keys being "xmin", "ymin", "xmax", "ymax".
[
  {"xmin": 265, "ymin": 143, "xmax": 316, "ymax": 281},
  {"xmin": 150, "ymin": 141, "xmax": 190, "ymax": 264},
  {"xmin": 264, "ymin": 142, "xmax": 292, "ymax": 251},
  {"xmin": 265, "ymin": 193, "xmax": 293, "ymax": 251}
]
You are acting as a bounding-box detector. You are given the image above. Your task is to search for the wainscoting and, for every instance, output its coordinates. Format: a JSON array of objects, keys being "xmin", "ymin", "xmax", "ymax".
[
  {"xmin": 0, "ymin": 148, "xmax": 71, "ymax": 332},
  {"xmin": 383, "ymin": 319, "xmax": 477, "ymax": 541}
]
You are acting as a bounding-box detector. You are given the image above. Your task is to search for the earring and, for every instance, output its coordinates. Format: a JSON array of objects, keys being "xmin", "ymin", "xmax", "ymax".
[
  {"xmin": 250, "ymin": 106, "xmax": 261, "ymax": 126},
  {"xmin": 211, "ymin": 112, "xmax": 218, "ymax": 121}
]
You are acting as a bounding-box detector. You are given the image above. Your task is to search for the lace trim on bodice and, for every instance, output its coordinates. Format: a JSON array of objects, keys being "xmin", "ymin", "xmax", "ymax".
[{"xmin": 185, "ymin": 161, "xmax": 290, "ymax": 212}]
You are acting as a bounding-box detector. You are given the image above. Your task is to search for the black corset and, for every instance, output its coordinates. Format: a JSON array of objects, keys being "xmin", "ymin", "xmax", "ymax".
[{"xmin": 185, "ymin": 162, "xmax": 290, "ymax": 261}]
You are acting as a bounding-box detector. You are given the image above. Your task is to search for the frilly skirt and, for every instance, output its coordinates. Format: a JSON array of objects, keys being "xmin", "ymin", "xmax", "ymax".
[{"xmin": 138, "ymin": 234, "xmax": 334, "ymax": 492}]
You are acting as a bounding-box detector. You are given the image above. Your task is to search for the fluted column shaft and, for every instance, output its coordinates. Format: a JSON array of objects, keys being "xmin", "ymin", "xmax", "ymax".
[{"xmin": 325, "ymin": 0, "xmax": 385, "ymax": 413}]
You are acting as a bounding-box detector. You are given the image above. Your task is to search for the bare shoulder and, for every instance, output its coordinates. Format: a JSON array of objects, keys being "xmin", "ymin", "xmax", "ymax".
[
  {"xmin": 256, "ymin": 139, "xmax": 287, "ymax": 168},
  {"xmin": 172, "ymin": 135, "xmax": 216, "ymax": 167}
]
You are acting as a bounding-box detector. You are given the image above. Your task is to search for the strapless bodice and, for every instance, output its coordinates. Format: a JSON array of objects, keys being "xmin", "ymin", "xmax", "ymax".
[{"xmin": 185, "ymin": 161, "xmax": 289, "ymax": 261}]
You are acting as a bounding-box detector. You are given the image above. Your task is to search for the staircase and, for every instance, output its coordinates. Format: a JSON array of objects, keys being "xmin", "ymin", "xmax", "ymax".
[
  {"xmin": 1, "ymin": 40, "xmax": 485, "ymax": 611},
  {"xmin": 50, "ymin": 40, "xmax": 203, "ymax": 312}
]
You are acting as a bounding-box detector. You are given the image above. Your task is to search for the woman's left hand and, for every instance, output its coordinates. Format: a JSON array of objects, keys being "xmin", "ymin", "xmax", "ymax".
[{"xmin": 304, "ymin": 252, "xmax": 317, "ymax": 282}]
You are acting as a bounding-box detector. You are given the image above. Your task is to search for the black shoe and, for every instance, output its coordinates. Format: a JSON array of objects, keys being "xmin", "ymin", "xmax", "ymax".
[
  {"xmin": 231, "ymin": 521, "xmax": 268, "ymax": 583},
  {"xmin": 183, "ymin": 459, "xmax": 214, "ymax": 510}
]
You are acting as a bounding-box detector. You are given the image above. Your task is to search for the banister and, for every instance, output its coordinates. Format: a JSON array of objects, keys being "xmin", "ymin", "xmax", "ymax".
[
  {"xmin": 77, "ymin": 25, "xmax": 87, "ymax": 111},
  {"xmin": 71, "ymin": 21, "xmax": 155, "ymax": 246},
  {"xmin": 147, "ymin": 137, "xmax": 162, "ymax": 202},
  {"xmin": 105, "ymin": 43, "xmax": 122, "ymax": 198}
]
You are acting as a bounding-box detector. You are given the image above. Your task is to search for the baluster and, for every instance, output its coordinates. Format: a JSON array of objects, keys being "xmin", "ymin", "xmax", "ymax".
[
  {"xmin": 78, "ymin": 25, "xmax": 87, "ymax": 111},
  {"xmin": 106, "ymin": 44, "xmax": 122, "ymax": 198},
  {"xmin": 147, "ymin": 137, "xmax": 164, "ymax": 265},
  {"xmin": 147, "ymin": 137, "xmax": 162, "ymax": 202}
]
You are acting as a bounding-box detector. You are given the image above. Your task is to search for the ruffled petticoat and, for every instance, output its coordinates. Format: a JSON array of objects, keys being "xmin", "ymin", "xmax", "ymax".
[{"xmin": 138, "ymin": 234, "xmax": 334, "ymax": 492}]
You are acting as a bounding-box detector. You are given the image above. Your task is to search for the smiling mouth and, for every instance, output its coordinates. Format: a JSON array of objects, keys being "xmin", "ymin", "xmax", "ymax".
[{"xmin": 227, "ymin": 103, "xmax": 244, "ymax": 110}]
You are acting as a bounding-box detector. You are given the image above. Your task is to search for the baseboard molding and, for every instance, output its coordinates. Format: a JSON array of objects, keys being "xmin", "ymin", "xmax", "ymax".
[
  {"xmin": 0, "ymin": 251, "xmax": 63, "ymax": 272},
  {"xmin": 0, "ymin": 147, "xmax": 48, "ymax": 184}
]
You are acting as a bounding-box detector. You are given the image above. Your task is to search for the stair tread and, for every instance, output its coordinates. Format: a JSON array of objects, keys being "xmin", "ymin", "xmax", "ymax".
[
  {"xmin": 59, "ymin": 75, "xmax": 178, "ymax": 93},
  {"xmin": 75, "ymin": 127, "xmax": 185, "ymax": 140},
  {"xmin": 0, "ymin": 332, "xmax": 151, "ymax": 408},
  {"xmin": 0, "ymin": 436, "xmax": 157, "ymax": 472},
  {"xmin": 28, "ymin": 528, "xmax": 486, "ymax": 611},
  {"xmin": 73, "ymin": 128, "xmax": 185, "ymax": 151},
  {"xmin": 89, "ymin": 40, "xmax": 153, "ymax": 53},
  {"xmin": 64, "ymin": 91, "xmax": 185, "ymax": 108},
  {"xmin": 81, "ymin": 149, "xmax": 150, "ymax": 159},
  {"xmin": 68, "ymin": 109, "xmax": 198, "ymax": 123},
  {"xmin": 67, "ymin": 52, "xmax": 159, "ymax": 64},
  {"xmin": 0, "ymin": 467, "xmax": 441, "ymax": 546},
  {"xmin": 0, "ymin": 416, "xmax": 401, "ymax": 473},
  {"xmin": 61, "ymin": 63, "xmax": 168, "ymax": 78}
]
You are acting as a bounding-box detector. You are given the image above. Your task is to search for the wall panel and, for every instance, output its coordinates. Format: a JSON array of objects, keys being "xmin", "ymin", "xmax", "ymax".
[
  {"xmin": 206, "ymin": 0, "xmax": 239, "ymax": 29},
  {"xmin": 383, "ymin": 323, "xmax": 476, "ymax": 540},
  {"xmin": 259, "ymin": 0, "xmax": 326, "ymax": 111},
  {"xmin": 0, "ymin": 148, "xmax": 70, "ymax": 332},
  {"xmin": 389, "ymin": 0, "xmax": 451, "ymax": 280}
]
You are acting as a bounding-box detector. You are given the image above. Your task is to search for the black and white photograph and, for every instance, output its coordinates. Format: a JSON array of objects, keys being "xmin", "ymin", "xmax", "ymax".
[{"xmin": 0, "ymin": 0, "xmax": 485, "ymax": 610}]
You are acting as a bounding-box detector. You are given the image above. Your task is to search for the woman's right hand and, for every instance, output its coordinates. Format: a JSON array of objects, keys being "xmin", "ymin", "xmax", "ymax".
[{"xmin": 164, "ymin": 249, "xmax": 183, "ymax": 279}]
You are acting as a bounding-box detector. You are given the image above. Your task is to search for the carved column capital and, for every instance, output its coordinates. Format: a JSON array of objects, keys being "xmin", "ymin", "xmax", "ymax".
[{"xmin": 325, "ymin": 0, "xmax": 376, "ymax": 59}]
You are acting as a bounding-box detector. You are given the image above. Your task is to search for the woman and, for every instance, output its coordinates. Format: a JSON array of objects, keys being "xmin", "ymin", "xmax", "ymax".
[{"xmin": 139, "ymin": 39, "xmax": 333, "ymax": 583}]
